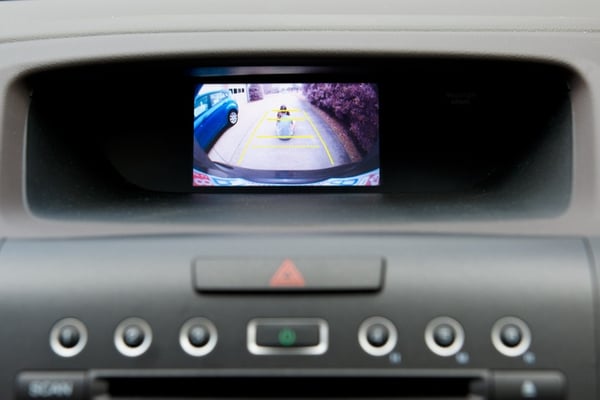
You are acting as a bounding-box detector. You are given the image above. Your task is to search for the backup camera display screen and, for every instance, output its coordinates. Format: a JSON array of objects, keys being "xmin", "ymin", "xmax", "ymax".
[{"xmin": 193, "ymin": 82, "xmax": 380, "ymax": 187}]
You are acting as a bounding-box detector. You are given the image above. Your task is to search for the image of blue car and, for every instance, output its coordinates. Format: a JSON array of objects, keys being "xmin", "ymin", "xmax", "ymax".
[{"xmin": 194, "ymin": 89, "xmax": 239, "ymax": 150}]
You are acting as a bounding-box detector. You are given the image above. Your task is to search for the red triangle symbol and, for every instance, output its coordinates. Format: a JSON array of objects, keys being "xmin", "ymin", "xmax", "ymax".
[{"xmin": 269, "ymin": 259, "xmax": 306, "ymax": 287}]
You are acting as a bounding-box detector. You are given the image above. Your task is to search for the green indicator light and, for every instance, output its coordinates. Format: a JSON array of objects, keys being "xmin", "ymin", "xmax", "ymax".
[{"xmin": 278, "ymin": 328, "xmax": 297, "ymax": 347}]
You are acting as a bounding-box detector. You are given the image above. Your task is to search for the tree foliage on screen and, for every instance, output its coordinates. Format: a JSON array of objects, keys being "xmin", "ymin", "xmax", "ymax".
[{"xmin": 303, "ymin": 83, "xmax": 379, "ymax": 155}]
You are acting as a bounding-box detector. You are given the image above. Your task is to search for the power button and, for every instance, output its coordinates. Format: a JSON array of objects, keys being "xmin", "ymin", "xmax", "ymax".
[
  {"xmin": 247, "ymin": 318, "xmax": 328, "ymax": 355},
  {"xmin": 256, "ymin": 324, "xmax": 320, "ymax": 347}
]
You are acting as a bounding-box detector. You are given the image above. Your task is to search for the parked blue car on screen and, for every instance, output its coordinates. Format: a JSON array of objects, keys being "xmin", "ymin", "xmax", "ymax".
[{"xmin": 194, "ymin": 89, "xmax": 239, "ymax": 150}]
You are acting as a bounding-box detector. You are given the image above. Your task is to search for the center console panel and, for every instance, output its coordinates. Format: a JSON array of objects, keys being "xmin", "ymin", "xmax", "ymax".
[{"xmin": 0, "ymin": 235, "xmax": 594, "ymax": 399}]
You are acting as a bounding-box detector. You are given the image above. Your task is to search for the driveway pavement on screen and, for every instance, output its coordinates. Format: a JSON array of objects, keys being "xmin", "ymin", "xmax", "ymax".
[{"xmin": 208, "ymin": 93, "xmax": 350, "ymax": 170}]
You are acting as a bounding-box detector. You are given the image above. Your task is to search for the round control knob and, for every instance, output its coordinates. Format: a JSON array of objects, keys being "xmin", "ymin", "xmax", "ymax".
[
  {"xmin": 500, "ymin": 324, "xmax": 522, "ymax": 348},
  {"xmin": 491, "ymin": 317, "xmax": 531, "ymax": 357},
  {"xmin": 366, "ymin": 323, "xmax": 390, "ymax": 347},
  {"xmin": 58, "ymin": 325, "xmax": 81, "ymax": 349},
  {"xmin": 123, "ymin": 325, "xmax": 145, "ymax": 348},
  {"xmin": 50, "ymin": 318, "xmax": 88, "ymax": 358},
  {"xmin": 188, "ymin": 325, "xmax": 210, "ymax": 347},
  {"xmin": 358, "ymin": 317, "xmax": 397, "ymax": 356},
  {"xmin": 114, "ymin": 318, "xmax": 152, "ymax": 357},
  {"xmin": 425, "ymin": 317, "xmax": 464, "ymax": 357},
  {"xmin": 433, "ymin": 324, "xmax": 456, "ymax": 348},
  {"xmin": 180, "ymin": 318, "xmax": 218, "ymax": 357}
]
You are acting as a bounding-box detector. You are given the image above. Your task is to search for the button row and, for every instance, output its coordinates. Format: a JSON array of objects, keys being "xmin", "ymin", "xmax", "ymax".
[
  {"xmin": 50, "ymin": 315, "xmax": 532, "ymax": 359},
  {"xmin": 50, "ymin": 317, "xmax": 217, "ymax": 358},
  {"xmin": 358, "ymin": 316, "xmax": 532, "ymax": 358}
]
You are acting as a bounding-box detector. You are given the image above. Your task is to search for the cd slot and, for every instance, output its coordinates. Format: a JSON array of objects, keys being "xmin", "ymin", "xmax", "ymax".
[{"xmin": 94, "ymin": 375, "xmax": 486, "ymax": 399}]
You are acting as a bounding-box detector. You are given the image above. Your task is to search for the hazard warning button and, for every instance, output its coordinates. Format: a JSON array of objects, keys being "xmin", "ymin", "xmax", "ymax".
[
  {"xmin": 269, "ymin": 259, "xmax": 306, "ymax": 288},
  {"xmin": 192, "ymin": 257, "xmax": 383, "ymax": 293}
]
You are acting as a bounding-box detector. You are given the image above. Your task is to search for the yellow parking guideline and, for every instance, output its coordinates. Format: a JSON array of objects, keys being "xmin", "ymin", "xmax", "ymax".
[
  {"xmin": 266, "ymin": 117, "xmax": 307, "ymax": 122},
  {"xmin": 256, "ymin": 135, "xmax": 314, "ymax": 139},
  {"xmin": 252, "ymin": 145, "xmax": 321, "ymax": 149},
  {"xmin": 305, "ymin": 111, "xmax": 334, "ymax": 165},
  {"xmin": 237, "ymin": 110, "xmax": 269, "ymax": 165},
  {"xmin": 271, "ymin": 108, "xmax": 301, "ymax": 112}
]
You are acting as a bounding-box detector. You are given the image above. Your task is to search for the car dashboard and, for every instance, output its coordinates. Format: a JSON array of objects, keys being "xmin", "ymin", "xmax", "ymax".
[{"xmin": 0, "ymin": 1, "xmax": 599, "ymax": 399}]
